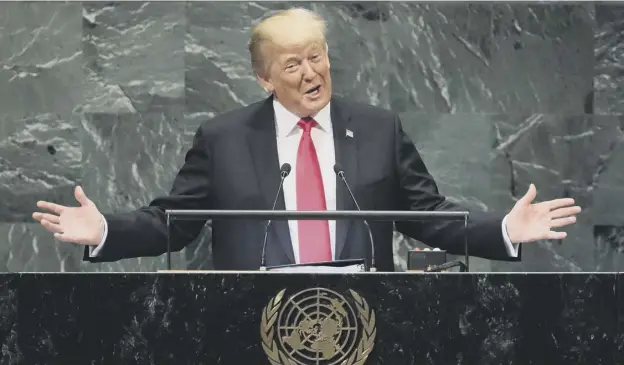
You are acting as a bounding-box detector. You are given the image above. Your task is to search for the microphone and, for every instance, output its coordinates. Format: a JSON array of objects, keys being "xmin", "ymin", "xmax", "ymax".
[
  {"xmin": 259, "ymin": 163, "xmax": 291, "ymax": 271},
  {"xmin": 333, "ymin": 163, "xmax": 377, "ymax": 272}
]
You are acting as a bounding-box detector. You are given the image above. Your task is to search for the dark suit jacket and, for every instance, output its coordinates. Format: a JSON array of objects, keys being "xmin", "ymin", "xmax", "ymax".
[{"xmin": 84, "ymin": 95, "xmax": 521, "ymax": 271}]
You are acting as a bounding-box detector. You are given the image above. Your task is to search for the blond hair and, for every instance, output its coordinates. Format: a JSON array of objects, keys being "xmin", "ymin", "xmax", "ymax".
[{"xmin": 249, "ymin": 8, "xmax": 328, "ymax": 77}]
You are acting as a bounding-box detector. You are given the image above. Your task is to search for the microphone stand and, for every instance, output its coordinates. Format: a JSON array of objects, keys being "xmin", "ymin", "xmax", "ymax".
[
  {"xmin": 335, "ymin": 166, "xmax": 376, "ymax": 272},
  {"xmin": 259, "ymin": 164, "xmax": 291, "ymax": 271}
]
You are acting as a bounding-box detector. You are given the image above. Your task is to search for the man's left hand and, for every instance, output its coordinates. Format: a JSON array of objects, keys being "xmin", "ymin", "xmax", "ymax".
[{"xmin": 505, "ymin": 184, "xmax": 582, "ymax": 244}]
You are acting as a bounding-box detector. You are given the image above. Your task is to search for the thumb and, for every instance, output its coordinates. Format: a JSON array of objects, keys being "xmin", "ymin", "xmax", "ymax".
[
  {"xmin": 517, "ymin": 183, "xmax": 537, "ymax": 205},
  {"xmin": 74, "ymin": 186, "xmax": 91, "ymax": 207}
]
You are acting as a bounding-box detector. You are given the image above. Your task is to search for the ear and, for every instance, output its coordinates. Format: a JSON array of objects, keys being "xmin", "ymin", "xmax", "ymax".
[
  {"xmin": 256, "ymin": 73, "xmax": 274, "ymax": 94},
  {"xmin": 324, "ymin": 42, "xmax": 330, "ymax": 70}
]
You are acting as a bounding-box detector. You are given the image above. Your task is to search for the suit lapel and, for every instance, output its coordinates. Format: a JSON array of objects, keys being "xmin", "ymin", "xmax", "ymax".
[
  {"xmin": 331, "ymin": 98, "xmax": 358, "ymax": 260},
  {"xmin": 247, "ymin": 96, "xmax": 295, "ymax": 264}
]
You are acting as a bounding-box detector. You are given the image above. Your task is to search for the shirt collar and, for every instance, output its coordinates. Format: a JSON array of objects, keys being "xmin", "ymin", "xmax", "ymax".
[{"xmin": 273, "ymin": 98, "xmax": 331, "ymax": 138}]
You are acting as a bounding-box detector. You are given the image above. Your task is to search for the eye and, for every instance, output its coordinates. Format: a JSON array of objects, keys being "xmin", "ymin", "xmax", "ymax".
[{"xmin": 284, "ymin": 64, "xmax": 299, "ymax": 73}]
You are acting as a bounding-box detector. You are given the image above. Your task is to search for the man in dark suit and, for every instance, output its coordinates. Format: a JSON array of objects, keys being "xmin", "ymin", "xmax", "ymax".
[{"xmin": 32, "ymin": 8, "xmax": 581, "ymax": 271}]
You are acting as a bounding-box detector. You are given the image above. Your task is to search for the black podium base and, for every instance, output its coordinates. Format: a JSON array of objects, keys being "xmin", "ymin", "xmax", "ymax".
[{"xmin": 3, "ymin": 272, "xmax": 622, "ymax": 364}]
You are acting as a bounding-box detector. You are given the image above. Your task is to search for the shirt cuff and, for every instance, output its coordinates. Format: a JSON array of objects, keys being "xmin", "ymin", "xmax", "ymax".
[
  {"xmin": 501, "ymin": 214, "xmax": 520, "ymax": 257},
  {"xmin": 88, "ymin": 215, "xmax": 108, "ymax": 257}
]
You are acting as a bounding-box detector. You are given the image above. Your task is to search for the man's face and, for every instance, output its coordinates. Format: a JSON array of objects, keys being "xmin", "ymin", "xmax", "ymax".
[{"xmin": 259, "ymin": 41, "xmax": 332, "ymax": 118}]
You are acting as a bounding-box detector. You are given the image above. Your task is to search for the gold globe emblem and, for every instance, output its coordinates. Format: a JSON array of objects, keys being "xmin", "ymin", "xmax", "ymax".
[{"xmin": 261, "ymin": 288, "xmax": 376, "ymax": 365}]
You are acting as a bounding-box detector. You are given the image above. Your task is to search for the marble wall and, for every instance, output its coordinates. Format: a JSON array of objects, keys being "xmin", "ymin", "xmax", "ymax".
[{"xmin": 0, "ymin": 1, "xmax": 622, "ymax": 272}]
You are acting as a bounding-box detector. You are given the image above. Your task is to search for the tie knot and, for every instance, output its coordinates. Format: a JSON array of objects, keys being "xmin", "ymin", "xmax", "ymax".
[{"xmin": 297, "ymin": 118, "xmax": 316, "ymax": 133}]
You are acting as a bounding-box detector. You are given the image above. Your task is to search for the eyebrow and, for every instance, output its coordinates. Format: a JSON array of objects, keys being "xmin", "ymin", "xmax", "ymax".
[
  {"xmin": 283, "ymin": 56, "xmax": 300, "ymax": 64},
  {"xmin": 281, "ymin": 46, "xmax": 323, "ymax": 65}
]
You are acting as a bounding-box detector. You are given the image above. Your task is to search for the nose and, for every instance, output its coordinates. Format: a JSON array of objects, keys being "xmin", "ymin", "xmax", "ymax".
[{"xmin": 301, "ymin": 61, "xmax": 316, "ymax": 81}]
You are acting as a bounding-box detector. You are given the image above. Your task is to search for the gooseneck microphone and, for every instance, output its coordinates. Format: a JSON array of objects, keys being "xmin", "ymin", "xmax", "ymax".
[
  {"xmin": 333, "ymin": 163, "xmax": 377, "ymax": 272},
  {"xmin": 259, "ymin": 163, "xmax": 291, "ymax": 271}
]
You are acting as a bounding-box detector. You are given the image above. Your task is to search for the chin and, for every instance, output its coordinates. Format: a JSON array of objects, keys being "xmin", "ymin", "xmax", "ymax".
[{"xmin": 302, "ymin": 101, "xmax": 328, "ymax": 115}]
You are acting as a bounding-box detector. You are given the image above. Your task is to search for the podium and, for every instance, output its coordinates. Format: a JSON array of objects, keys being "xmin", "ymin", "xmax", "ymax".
[
  {"xmin": 164, "ymin": 209, "xmax": 471, "ymax": 272},
  {"xmin": 8, "ymin": 272, "xmax": 621, "ymax": 364},
  {"xmin": 13, "ymin": 210, "xmax": 598, "ymax": 363}
]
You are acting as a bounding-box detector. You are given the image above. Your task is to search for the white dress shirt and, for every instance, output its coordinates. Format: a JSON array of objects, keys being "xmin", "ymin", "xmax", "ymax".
[
  {"xmin": 273, "ymin": 99, "xmax": 337, "ymax": 264},
  {"xmin": 91, "ymin": 100, "xmax": 519, "ymax": 260}
]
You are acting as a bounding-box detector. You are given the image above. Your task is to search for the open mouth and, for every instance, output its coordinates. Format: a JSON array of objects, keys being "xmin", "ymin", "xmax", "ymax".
[{"xmin": 305, "ymin": 85, "xmax": 321, "ymax": 95}]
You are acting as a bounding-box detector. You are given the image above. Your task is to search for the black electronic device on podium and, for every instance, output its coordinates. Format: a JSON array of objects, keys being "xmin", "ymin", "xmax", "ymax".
[{"xmin": 163, "ymin": 209, "xmax": 471, "ymax": 272}]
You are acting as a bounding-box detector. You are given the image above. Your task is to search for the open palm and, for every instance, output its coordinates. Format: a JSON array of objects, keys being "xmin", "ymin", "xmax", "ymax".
[
  {"xmin": 32, "ymin": 186, "xmax": 104, "ymax": 246},
  {"xmin": 505, "ymin": 184, "xmax": 581, "ymax": 243}
]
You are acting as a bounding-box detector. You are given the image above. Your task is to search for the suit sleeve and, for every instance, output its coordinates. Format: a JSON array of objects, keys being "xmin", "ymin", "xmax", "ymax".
[
  {"xmin": 392, "ymin": 114, "xmax": 521, "ymax": 262},
  {"xmin": 83, "ymin": 126, "xmax": 213, "ymax": 263}
]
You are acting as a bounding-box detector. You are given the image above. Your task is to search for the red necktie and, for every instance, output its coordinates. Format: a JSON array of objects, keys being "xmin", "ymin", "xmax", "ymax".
[{"xmin": 296, "ymin": 118, "xmax": 332, "ymax": 263}]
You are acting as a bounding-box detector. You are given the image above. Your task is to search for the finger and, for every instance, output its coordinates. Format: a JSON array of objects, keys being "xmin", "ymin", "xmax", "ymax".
[
  {"xmin": 36, "ymin": 201, "xmax": 66, "ymax": 215},
  {"xmin": 74, "ymin": 186, "xmax": 90, "ymax": 207},
  {"xmin": 517, "ymin": 184, "xmax": 537, "ymax": 205},
  {"xmin": 32, "ymin": 212, "xmax": 60, "ymax": 224},
  {"xmin": 550, "ymin": 206, "xmax": 582, "ymax": 219},
  {"xmin": 547, "ymin": 231, "xmax": 567, "ymax": 240},
  {"xmin": 550, "ymin": 216, "xmax": 576, "ymax": 228},
  {"xmin": 542, "ymin": 198, "xmax": 576, "ymax": 210},
  {"xmin": 40, "ymin": 219, "xmax": 64, "ymax": 234}
]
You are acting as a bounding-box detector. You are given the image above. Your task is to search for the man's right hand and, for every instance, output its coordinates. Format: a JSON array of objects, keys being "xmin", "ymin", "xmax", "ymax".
[{"xmin": 32, "ymin": 186, "xmax": 104, "ymax": 246}]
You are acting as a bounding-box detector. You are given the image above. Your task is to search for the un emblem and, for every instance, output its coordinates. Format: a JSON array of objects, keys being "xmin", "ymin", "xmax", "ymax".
[{"xmin": 260, "ymin": 287, "xmax": 376, "ymax": 365}]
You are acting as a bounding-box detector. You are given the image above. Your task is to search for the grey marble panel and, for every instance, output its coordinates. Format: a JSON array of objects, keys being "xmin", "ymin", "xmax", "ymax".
[
  {"xmin": 0, "ymin": 2, "xmax": 83, "ymax": 223},
  {"xmin": 594, "ymin": 226, "xmax": 624, "ymax": 272},
  {"xmin": 383, "ymin": 3, "xmax": 496, "ymax": 113},
  {"xmin": 594, "ymin": 4, "xmax": 624, "ymax": 115},
  {"xmin": 391, "ymin": 113, "xmax": 624, "ymax": 273},
  {"xmin": 319, "ymin": 3, "xmax": 392, "ymax": 106},
  {"xmin": 489, "ymin": 114, "xmax": 624, "ymax": 272},
  {"xmin": 0, "ymin": 2, "xmax": 84, "ymax": 118},
  {"xmin": 399, "ymin": 113, "xmax": 510, "ymax": 212},
  {"xmin": 0, "ymin": 114, "xmax": 81, "ymax": 223},
  {"xmin": 76, "ymin": 2, "xmax": 188, "ymax": 272},
  {"xmin": 384, "ymin": 3, "xmax": 594, "ymax": 114},
  {"xmin": 82, "ymin": 1, "xmax": 185, "ymax": 113},
  {"xmin": 393, "ymin": 113, "xmax": 512, "ymax": 272},
  {"xmin": 78, "ymin": 102, "xmax": 189, "ymax": 272},
  {"xmin": 184, "ymin": 1, "xmax": 269, "ymax": 136},
  {"xmin": 0, "ymin": 222, "xmax": 83, "ymax": 273},
  {"xmin": 592, "ymin": 118, "xmax": 624, "ymax": 226},
  {"xmin": 487, "ymin": 3, "xmax": 595, "ymax": 114},
  {"xmin": 583, "ymin": 116, "xmax": 624, "ymax": 272}
]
